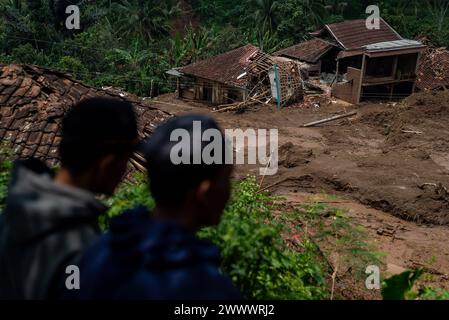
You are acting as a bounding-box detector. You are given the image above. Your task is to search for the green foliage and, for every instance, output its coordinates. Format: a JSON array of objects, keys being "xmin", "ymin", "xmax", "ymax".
[
  {"xmin": 1, "ymin": 0, "xmax": 448, "ymax": 97},
  {"xmin": 100, "ymin": 173, "xmax": 154, "ymax": 229},
  {"xmin": 382, "ymin": 268, "xmax": 424, "ymax": 300},
  {"xmin": 298, "ymin": 202, "xmax": 384, "ymax": 279},
  {"xmin": 0, "ymin": 43, "xmax": 51, "ymax": 65},
  {"xmin": 105, "ymin": 175, "xmax": 328, "ymax": 299},
  {"xmin": 382, "ymin": 268, "xmax": 449, "ymax": 300},
  {"xmin": 418, "ymin": 287, "xmax": 449, "ymax": 300},
  {"xmin": 199, "ymin": 177, "xmax": 328, "ymax": 300},
  {"xmin": 57, "ymin": 55, "xmax": 88, "ymax": 79},
  {"xmin": 111, "ymin": 0, "xmax": 178, "ymax": 44},
  {"xmin": 0, "ymin": 143, "xmax": 13, "ymax": 210},
  {"xmin": 252, "ymin": 0, "xmax": 280, "ymax": 33}
]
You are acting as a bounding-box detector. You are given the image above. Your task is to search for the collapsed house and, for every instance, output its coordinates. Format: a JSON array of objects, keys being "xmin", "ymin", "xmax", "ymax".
[
  {"xmin": 0, "ymin": 64, "xmax": 171, "ymax": 171},
  {"xmin": 170, "ymin": 45, "xmax": 258, "ymax": 105},
  {"xmin": 275, "ymin": 18, "xmax": 427, "ymax": 104},
  {"xmin": 168, "ymin": 44, "xmax": 303, "ymax": 110},
  {"xmin": 416, "ymin": 45, "xmax": 449, "ymax": 91}
]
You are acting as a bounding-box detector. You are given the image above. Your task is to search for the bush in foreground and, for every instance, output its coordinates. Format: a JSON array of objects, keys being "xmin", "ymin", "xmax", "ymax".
[{"xmin": 105, "ymin": 175, "xmax": 328, "ymax": 299}]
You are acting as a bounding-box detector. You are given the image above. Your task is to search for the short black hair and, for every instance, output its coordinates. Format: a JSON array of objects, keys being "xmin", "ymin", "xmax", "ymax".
[
  {"xmin": 144, "ymin": 114, "xmax": 228, "ymax": 206},
  {"xmin": 59, "ymin": 97, "xmax": 138, "ymax": 173}
]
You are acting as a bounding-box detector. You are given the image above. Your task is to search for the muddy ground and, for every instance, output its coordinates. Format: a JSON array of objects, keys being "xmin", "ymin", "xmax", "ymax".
[{"xmin": 150, "ymin": 91, "xmax": 449, "ymax": 298}]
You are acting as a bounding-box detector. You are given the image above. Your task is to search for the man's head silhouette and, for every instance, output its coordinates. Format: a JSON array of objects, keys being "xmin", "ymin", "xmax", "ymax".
[
  {"xmin": 144, "ymin": 114, "xmax": 232, "ymax": 230},
  {"xmin": 57, "ymin": 97, "xmax": 138, "ymax": 195}
]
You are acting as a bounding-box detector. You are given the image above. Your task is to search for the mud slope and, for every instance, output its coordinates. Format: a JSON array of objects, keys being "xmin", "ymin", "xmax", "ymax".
[{"xmin": 153, "ymin": 91, "xmax": 449, "ymax": 225}]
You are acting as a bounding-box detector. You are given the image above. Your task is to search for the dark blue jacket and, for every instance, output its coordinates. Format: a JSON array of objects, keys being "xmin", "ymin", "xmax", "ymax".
[{"xmin": 74, "ymin": 206, "xmax": 241, "ymax": 300}]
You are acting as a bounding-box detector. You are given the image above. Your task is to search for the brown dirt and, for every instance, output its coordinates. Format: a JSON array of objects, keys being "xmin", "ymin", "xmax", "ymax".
[
  {"xmin": 150, "ymin": 91, "xmax": 449, "ymax": 296},
  {"xmin": 154, "ymin": 92, "xmax": 449, "ymax": 225}
]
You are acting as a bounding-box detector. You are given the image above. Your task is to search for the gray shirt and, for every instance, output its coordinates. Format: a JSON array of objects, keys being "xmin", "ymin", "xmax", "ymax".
[{"xmin": 0, "ymin": 159, "xmax": 106, "ymax": 300}]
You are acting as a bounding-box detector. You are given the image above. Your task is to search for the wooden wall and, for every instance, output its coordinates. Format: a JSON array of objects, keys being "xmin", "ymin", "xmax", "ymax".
[
  {"xmin": 332, "ymin": 67, "xmax": 362, "ymax": 104},
  {"xmin": 179, "ymin": 77, "xmax": 246, "ymax": 105}
]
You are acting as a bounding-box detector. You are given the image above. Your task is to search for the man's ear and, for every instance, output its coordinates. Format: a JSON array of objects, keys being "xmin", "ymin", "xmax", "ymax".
[
  {"xmin": 195, "ymin": 180, "xmax": 212, "ymax": 203},
  {"xmin": 96, "ymin": 154, "xmax": 117, "ymax": 177}
]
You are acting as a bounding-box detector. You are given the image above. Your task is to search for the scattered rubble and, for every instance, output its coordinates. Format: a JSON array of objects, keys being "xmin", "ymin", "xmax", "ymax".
[
  {"xmin": 416, "ymin": 46, "xmax": 449, "ymax": 91},
  {"xmin": 213, "ymin": 51, "xmax": 305, "ymax": 113}
]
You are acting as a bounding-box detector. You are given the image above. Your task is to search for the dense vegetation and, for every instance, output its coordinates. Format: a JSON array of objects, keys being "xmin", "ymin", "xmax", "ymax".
[{"xmin": 1, "ymin": 0, "xmax": 448, "ymax": 96}]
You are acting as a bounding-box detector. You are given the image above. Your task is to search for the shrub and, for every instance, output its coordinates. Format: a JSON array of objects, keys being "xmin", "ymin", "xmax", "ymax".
[
  {"xmin": 106, "ymin": 175, "xmax": 328, "ymax": 299},
  {"xmin": 101, "ymin": 173, "xmax": 154, "ymax": 229},
  {"xmin": 57, "ymin": 56, "xmax": 90, "ymax": 82},
  {"xmin": 198, "ymin": 177, "xmax": 328, "ymax": 299},
  {"xmin": 300, "ymin": 202, "xmax": 384, "ymax": 279},
  {"xmin": 382, "ymin": 268, "xmax": 449, "ymax": 300}
]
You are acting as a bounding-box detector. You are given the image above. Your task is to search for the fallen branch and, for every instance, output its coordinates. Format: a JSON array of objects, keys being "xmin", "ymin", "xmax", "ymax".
[
  {"xmin": 330, "ymin": 256, "xmax": 339, "ymax": 301},
  {"xmin": 302, "ymin": 111, "xmax": 357, "ymax": 127},
  {"xmin": 258, "ymin": 150, "xmax": 275, "ymax": 189},
  {"xmin": 257, "ymin": 177, "xmax": 294, "ymax": 193}
]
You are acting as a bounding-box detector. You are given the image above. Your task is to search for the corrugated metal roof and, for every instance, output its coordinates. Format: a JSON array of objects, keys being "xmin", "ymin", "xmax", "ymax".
[
  {"xmin": 321, "ymin": 18, "xmax": 403, "ymax": 50},
  {"xmin": 366, "ymin": 39, "xmax": 425, "ymax": 51},
  {"xmin": 166, "ymin": 68, "xmax": 183, "ymax": 77},
  {"xmin": 273, "ymin": 38, "xmax": 334, "ymax": 63},
  {"xmin": 178, "ymin": 44, "xmax": 260, "ymax": 87}
]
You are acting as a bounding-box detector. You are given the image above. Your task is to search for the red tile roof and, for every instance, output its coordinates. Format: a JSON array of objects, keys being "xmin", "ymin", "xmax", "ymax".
[
  {"xmin": 179, "ymin": 45, "xmax": 260, "ymax": 87},
  {"xmin": 274, "ymin": 38, "xmax": 334, "ymax": 63},
  {"xmin": 0, "ymin": 64, "xmax": 170, "ymax": 167},
  {"xmin": 314, "ymin": 18, "xmax": 402, "ymax": 50}
]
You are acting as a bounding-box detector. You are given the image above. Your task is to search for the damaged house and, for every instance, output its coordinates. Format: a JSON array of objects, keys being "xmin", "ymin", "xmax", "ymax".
[
  {"xmin": 275, "ymin": 19, "xmax": 426, "ymax": 104},
  {"xmin": 169, "ymin": 44, "xmax": 260, "ymax": 105},
  {"xmin": 168, "ymin": 44, "xmax": 303, "ymax": 109}
]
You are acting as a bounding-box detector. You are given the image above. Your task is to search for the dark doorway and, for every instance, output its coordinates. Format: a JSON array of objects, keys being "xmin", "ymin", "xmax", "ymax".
[{"xmin": 202, "ymin": 86, "xmax": 213, "ymax": 102}]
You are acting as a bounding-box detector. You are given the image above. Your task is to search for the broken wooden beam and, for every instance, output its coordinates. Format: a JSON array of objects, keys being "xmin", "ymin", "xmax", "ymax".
[
  {"xmin": 302, "ymin": 111, "xmax": 357, "ymax": 127},
  {"xmin": 130, "ymin": 158, "xmax": 146, "ymax": 173},
  {"xmin": 402, "ymin": 130, "xmax": 423, "ymax": 134}
]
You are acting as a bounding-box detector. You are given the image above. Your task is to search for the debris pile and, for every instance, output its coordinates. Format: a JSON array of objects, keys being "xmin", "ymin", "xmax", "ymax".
[
  {"xmin": 214, "ymin": 52, "xmax": 304, "ymax": 113},
  {"xmin": 416, "ymin": 46, "xmax": 449, "ymax": 91},
  {"xmin": 0, "ymin": 64, "xmax": 171, "ymax": 170}
]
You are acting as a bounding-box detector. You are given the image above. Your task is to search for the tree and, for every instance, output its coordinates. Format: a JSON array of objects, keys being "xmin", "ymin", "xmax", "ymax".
[
  {"xmin": 112, "ymin": 0, "xmax": 178, "ymax": 43},
  {"xmin": 426, "ymin": 0, "xmax": 449, "ymax": 31},
  {"xmin": 252, "ymin": 0, "xmax": 279, "ymax": 33},
  {"xmin": 303, "ymin": 0, "xmax": 327, "ymax": 28},
  {"xmin": 325, "ymin": 0, "xmax": 348, "ymax": 16}
]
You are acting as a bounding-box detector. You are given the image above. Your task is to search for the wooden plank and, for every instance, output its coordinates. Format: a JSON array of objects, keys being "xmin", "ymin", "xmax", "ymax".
[
  {"xmin": 356, "ymin": 54, "xmax": 366, "ymax": 103},
  {"xmin": 302, "ymin": 111, "xmax": 357, "ymax": 127},
  {"xmin": 362, "ymin": 78, "xmax": 416, "ymax": 87}
]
